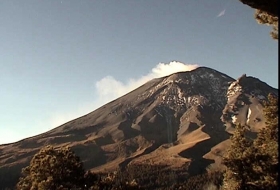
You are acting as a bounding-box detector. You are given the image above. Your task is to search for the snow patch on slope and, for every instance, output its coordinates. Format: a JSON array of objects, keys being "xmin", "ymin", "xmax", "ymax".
[
  {"xmin": 246, "ymin": 107, "xmax": 251, "ymax": 125},
  {"xmin": 232, "ymin": 115, "xmax": 238, "ymax": 124}
]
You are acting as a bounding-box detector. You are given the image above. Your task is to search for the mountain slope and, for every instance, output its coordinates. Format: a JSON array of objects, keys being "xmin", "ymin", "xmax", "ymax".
[{"xmin": 0, "ymin": 67, "xmax": 277, "ymax": 188}]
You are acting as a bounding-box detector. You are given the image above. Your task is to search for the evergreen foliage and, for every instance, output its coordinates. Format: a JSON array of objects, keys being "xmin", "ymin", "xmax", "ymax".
[
  {"xmin": 222, "ymin": 124, "xmax": 254, "ymax": 189},
  {"xmin": 222, "ymin": 94, "xmax": 278, "ymax": 189},
  {"xmin": 89, "ymin": 164, "xmax": 223, "ymax": 190},
  {"xmin": 16, "ymin": 145, "xmax": 90, "ymax": 190},
  {"xmin": 249, "ymin": 94, "xmax": 278, "ymax": 189}
]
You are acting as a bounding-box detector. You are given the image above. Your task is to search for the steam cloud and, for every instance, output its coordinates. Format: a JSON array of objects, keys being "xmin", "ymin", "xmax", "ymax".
[{"xmin": 96, "ymin": 61, "xmax": 199, "ymax": 103}]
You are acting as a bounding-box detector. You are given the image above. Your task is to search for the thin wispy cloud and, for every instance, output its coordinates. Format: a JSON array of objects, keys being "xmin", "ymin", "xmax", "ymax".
[{"xmin": 217, "ymin": 9, "xmax": 226, "ymax": 17}]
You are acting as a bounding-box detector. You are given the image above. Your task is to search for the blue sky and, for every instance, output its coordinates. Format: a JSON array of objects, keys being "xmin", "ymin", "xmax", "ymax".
[{"xmin": 0, "ymin": 0, "xmax": 278, "ymax": 144}]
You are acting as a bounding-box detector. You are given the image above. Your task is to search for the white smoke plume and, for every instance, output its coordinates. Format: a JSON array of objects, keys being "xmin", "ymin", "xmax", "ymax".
[{"xmin": 95, "ymin": 61, "xmax": 199, "ymax": 103}]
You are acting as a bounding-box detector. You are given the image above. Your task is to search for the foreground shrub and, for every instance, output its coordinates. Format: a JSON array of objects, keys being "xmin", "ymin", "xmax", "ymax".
[{"xmin": 16, "ymin": 145, "xmax": 89, "ymax": 189}]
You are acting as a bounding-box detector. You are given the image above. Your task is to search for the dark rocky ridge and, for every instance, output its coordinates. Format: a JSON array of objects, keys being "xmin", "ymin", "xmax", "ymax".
[{"xmin": 0, "ymin": 67, "xmax": 277, "ymax": 189}]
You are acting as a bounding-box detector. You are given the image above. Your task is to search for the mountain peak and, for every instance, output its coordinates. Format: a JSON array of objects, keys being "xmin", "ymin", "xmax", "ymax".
[
  {"xmin": 227, "ymin": 74, "xmax": 278, "ymax": 99},
  {"xmin": 0, "ymin": 66, "xmax": 277, "ymax": 189}
]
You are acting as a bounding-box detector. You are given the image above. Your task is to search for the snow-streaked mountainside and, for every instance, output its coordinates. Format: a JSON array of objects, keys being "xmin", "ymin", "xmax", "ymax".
[{"xmin": 0, "ymin": 67, "xmax": 278, "ymax": 188}]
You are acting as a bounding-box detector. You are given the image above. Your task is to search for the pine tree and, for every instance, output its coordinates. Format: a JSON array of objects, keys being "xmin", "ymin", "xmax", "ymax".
[
  {"xmin": 222, "ymin": 94, "xmax": 278, "ymax": 190},
  {"xmin": 16, "ymin": 145, "xmax": 86, "ymax": 190},
  {"xmin": 249, "ymin": 94, "xmax": 278, "ymax": 189},
  {"xmin": 222, "ymin": 124, "xmax": 253, "ymax": 190}
]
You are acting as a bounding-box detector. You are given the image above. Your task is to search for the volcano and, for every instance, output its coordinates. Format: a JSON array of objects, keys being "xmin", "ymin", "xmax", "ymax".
[{"xmin": 0, "ymin": 67, "xmax": 277, "ymax": 188}]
